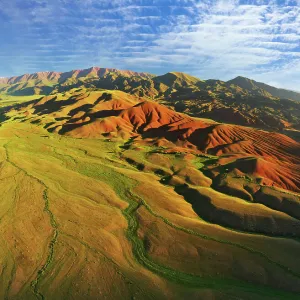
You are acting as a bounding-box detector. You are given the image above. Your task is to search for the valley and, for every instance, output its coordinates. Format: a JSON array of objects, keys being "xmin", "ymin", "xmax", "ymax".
[{"xmin": 0, "ymin": 68, "xmax": 299, "ymax": 299}]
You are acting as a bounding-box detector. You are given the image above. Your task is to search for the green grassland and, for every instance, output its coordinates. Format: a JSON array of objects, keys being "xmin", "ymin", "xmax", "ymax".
[{"xmin": 0, "ymin": 119, "xmax": 299, "ymax": 299}]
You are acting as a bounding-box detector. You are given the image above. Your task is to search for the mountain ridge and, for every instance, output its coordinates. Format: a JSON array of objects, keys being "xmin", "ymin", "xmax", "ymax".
[
  {"xmin": 0, "ymin": 67, "xmax": 153, "ymax": 85},
  {"xmin": 1, "ymin": 67, "xmax": 299, "ymax": 100},
  {"xmin": 1, "ymin": 67, "xmax": 300, "ymax": 132},
  {"xmin": 228, "ymin": 76, "xmax": 300, "ymax": 101}
]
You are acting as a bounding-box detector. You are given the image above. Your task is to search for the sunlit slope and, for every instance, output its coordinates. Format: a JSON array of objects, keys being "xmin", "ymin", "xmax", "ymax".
[
  {"xmin": 0, "ymin": 121, "xmax": 299, "ymax": 299},
  {"xmin": 1, "ymin": 67, "xmax": 300, "ymax": 131},
  {"xmin": 0, "ymin": 67, "xmax": 152, "ymax": 96}
]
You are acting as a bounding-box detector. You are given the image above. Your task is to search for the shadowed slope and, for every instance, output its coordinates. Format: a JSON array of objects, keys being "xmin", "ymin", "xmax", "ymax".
[{"xmin": 228, "ymin": 76, "xmax": 300, "ymax": 102}]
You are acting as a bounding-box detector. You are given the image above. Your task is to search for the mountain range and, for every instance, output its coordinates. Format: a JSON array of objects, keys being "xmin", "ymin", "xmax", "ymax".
[
  {"xmin": 1, "ymin": 67, "xmax": 300, "ymax": 100},
  {"xmin": 1, "ymin": 67, "xmax": 300, "ymax": 133}
]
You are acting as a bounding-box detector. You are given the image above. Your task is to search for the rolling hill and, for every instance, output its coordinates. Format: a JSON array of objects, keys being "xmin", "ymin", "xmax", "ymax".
[{"xmin": 0, "ymin": 69, "xmax": 299, "ymax": 299}]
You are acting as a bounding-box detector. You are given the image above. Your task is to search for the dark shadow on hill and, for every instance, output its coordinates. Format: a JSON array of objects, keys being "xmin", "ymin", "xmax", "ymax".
[
  {"xmin": 68, "ymin": 104, "xmax": 93, "ymax": 117},
  {"xmin": 0, "ymin": 97, "xmax": 43, "ymax": 125},
  {"xmin": 91, "ymin": 109, "xmax": 122, "ymax": 119},
  {"xmin": 33, "ymin": 96, "xmax": 78, "ymax": 115},
  {"xmin": 174, "ymin": 184, "xmax": 300, "ymax": 238},
  {"xmin": 58, "ymin": 121, "xmax": 91, "ymax": 134},
  {"xmin": 58, "ymin": 109, "xmax": 124, "ymax": 134},
  {"xmin": 141, "ymin": 125, "xmax": 192, "ymax": 141},
  {"xmin": 0, "ymin": 109, "xmax": 9, "ymax": 125},
  {"xmin": 94, "ymin": 92, "xmax": 113, "ymax": 105}
]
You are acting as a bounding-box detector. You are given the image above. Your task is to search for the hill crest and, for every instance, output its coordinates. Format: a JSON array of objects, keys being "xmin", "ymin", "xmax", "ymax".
[
  {"xmin": 228, "ymin": 76, "xmax": 300, "ymax": 101},
  {"xmin": 0, "ymin": 67, "xmax": 153, "ymax": 85}
]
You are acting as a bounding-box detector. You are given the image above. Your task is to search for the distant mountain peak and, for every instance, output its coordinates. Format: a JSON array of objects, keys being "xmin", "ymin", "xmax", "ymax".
[
  {"xmin": 1, "ymin": 67, "xmax": 299, "ymax": 102},
  {"xmin": 227, "ymin": 76, "xmax": 300, "ymax": 101},
  {"xmin": 0, "ymin": 67, "xmax": 154, "ymax": 87},
  {"xmin": 154, "ymin": 72, "xmax": 201, "ymax": 87}
]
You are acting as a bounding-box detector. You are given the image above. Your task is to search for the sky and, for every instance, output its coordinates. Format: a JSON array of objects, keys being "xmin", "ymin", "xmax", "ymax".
[{"xmin": 0, "ymin": 0, "xmax": 299, "ymax": 90}]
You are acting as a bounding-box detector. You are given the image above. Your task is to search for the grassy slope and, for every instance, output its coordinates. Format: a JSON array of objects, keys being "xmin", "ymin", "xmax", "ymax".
[{"xmin": 0, "ymin": 120, "xmax": 299, "ymax": 299}]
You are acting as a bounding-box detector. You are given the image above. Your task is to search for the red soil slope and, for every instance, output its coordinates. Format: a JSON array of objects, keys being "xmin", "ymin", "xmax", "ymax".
[
  {"xmin": 8, "ymin": 93, "xmax": 300, "ymax": 193},
  {"xmin": 65, "ymin": 101, "xmax": 300, "ymax": 193}
]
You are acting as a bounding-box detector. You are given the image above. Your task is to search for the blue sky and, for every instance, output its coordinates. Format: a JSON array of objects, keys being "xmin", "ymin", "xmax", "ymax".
[{"xmin": 0, "ymin": 0, "xmax": 299, "ymax": 90}]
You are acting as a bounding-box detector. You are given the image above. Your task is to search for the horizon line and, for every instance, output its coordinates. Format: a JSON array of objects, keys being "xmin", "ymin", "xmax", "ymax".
[{"xmin": 1, "ymin": 65, "xmax": 299, "ymax": 93}]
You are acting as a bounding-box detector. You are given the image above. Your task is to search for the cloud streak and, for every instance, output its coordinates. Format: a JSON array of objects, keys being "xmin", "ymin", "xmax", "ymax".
[{"xmin": 0, "ymin": 0, "xmax": 299, "ymax": 89}]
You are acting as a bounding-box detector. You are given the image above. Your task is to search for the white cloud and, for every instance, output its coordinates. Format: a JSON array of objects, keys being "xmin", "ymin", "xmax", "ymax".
[
  {"xmin": 121, "ymin": 0, "xmax": 299, "ymax": 89},
  {"xmin": 0, "ymin": 0, "xmax": 299, "ymax": 90}
]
